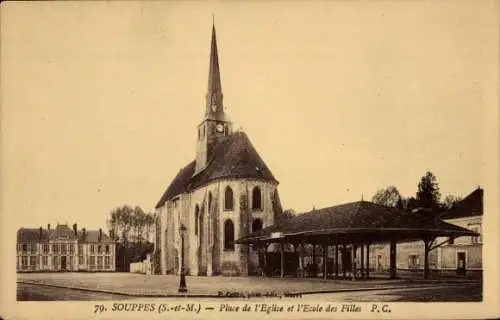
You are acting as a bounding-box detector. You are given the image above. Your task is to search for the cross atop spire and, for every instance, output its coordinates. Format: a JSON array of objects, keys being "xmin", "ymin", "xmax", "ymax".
[{"xmin": 206, "ymin": 21, "xmax": 224, "ymax": 117}]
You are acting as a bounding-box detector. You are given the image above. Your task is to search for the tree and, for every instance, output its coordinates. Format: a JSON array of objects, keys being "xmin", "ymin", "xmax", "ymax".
[
  {"xmin": 282, "ymin": 209, "xmax": 296, "ymax": 220},
  {"xmin": 416, "ymin": 171, "xmax": 441, "ymax": 209},
  {"xmin": 371, "ymin": 186, "xmax": 402, "ymax": 207},
  {"xmin": 442, "ymin": 195, "xmax": 462, "ymax": 209},
  {"xmin": 107, "ymin": 205, "xmax": 155, "ymax": 243},
  {"xmin": 405, "ymin": 196, "xmax": 421, "ymax": 212}
]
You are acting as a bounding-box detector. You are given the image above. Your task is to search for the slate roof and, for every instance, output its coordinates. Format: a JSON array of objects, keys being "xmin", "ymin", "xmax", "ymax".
[
  {"xmin": 17, "ymin": 225, "xmax": 113, "ymax": 243},
  {"xmin": 77, "ymin": 230, "xmax": 114, "ymax": 243},
  {"xmin": 51, "ymin": 224, "xmax": 78, "ymax": 240},
  {"xmin": 439, "ymin": 188, "xmax": 483, "ymax": 219},
  {"xmin": 236, "ymin": 201, "xmax": 478, "ymax": 244},
  {"xmin": 155, "ymin": 131, "xmax": 278, "ymax": 208},
  {"xmin": 17, "ymin": 228, "xmax": 51, "ymax": 243}
]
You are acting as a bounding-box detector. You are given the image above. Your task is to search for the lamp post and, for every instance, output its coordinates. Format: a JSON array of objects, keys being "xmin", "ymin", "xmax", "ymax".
[{"xmin": 178, "ymin": 224, "xmax": 188, "ymax": 293}]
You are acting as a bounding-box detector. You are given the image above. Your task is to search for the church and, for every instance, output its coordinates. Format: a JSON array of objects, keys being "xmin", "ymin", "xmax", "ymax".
[{"xmin": 153, "ymin": 24, "xmax": 283, "ymax": 276}]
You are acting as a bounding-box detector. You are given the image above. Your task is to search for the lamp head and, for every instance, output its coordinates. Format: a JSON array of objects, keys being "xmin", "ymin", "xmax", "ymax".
[{"xmin": 179, "ymin": 224, "xmax": 187, "ymax": 234}]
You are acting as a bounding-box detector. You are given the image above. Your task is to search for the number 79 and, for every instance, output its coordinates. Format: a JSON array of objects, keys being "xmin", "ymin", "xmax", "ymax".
[{"xmin": 94, "ymin": 304, "xmax": 106, "ymax": 314}]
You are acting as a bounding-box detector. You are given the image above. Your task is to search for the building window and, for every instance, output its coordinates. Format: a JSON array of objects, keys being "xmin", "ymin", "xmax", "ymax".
[
  {"xmin": 61, "ymin": 244, "xmax": 67, "ymax": 254},
  {"xmin": 53, "ymin": 256, "xmax": 59, "ymax": 267},
  {"xmin": 29, "ymin": 256, "xmax": 36, "ymax": 266},
  {"xmin": 208, "ymin": 192, "xmax": 212, "ymax": 211},
  {"xmin": 52, "ymin": 244, "xmax": 59, "ymax": 253},
  {"xmin": 98, "ymin": 245, "xmax": 102, "ymax": 254},
  {"xmin": 224, "ymin": 219, "xmax": 235, "ymax": 251},
  {"xmin": 105, "ymin": 245, "xmax": 110, "ymax": 254},
  {"xmin": 79, "ymin": 255, "xmax": 84, "ymax": 265},
  {"xmin": 408, "ymin": 254, "xmax": 420, "ymax": 268},
  {"xmin": 22, "ymin": 256, "xmax": 28, "ymax": 269},
  {"xmin": 105, "ymin": 256, "xmax": 110, "ymax": 268},
  {"xmin": 224, "ymin": 186, "xmax": 234, "ymax": 211},
  {"xmin": 90, "ymin": 256, "xmax": 95, "ymax": 266},
  {"xmin": 69, "ymin": 256, "xmax": 74, "ymax": 268},
  {"xmin": 22, "ymin": 244, "xmax": 27, "ymax": 252},
  {"xmin": 252, "ymin": 186, "xmax": 262, "ymax": 210},
  {"xmin": 97, "ymin": 256, "xmax": 103, "ymax": 269},
  {"xmin": 195, "ymin": 205, "xmax": 200, "ymax": 236},
  {"xmin": 69, "ymin": 244, "xmax": 75, "ymax": 253},
  {"xmin": 43, "ymin": 244, "xmax": 49, "ymax": 253},
  {"xmin": 42, "ymin": 256, "xmax": 48, "ymax": 266},
  {"xmin": 90, "ymin": 245, "xmax": 95, "ymax": 253},
  {"xmin": 252, "ymin": 219, "xmax": 263, "ymax": 233},
  {"xmin": 448, "ymin": 237, "xmax": 454, "ymax": 245},
  {"xmin": 30, "ymin": 244, "xmax": 37, "ymax": 253},
  {"xmin": 78, "ymin": 244, "xmax": 83, "ymax": 254}
]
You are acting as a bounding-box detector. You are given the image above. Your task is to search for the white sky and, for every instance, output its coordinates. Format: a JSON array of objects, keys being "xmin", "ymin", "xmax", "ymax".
[{"xmin": 1, "ymin": 1, "xmax": 497, "ymax": 231}]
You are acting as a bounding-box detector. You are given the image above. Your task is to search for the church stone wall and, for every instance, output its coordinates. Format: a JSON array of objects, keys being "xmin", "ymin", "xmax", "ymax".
[{"xmin": 158, "ymin": 179, "xmax": 279, "ymax": 276}]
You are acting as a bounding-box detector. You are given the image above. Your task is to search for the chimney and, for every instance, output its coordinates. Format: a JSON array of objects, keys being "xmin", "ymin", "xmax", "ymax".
[
  {"xmin": 99, "ymin": 228, "xmax": 102, "ymax": 241},
  {"xmin": 47, "ymin": 224, "xmax": 51, "ymax": 232},
  {"xmin": 39, "ymin": 227, "xmax": 43, "ymax": 238},
  {"xmin": 72, "ymin": 223, "xmax": 77, "ymax": 236},
  {"xmin": 82, "ymin": 228, "xmax": 86, "ymax": 240}
]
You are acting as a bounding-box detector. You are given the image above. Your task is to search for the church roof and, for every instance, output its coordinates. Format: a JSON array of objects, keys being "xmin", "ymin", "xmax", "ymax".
[
  {"xmin": 155, "ymin": 131, "xmax": 278, "ymax": 208},
  {"xmin": 439, "ymin": 187, "xmax": 483, "ymax": 219}
]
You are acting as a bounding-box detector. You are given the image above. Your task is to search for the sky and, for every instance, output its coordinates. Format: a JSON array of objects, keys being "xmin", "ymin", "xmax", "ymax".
[{"xmin": 1, "ymin": 1, "xmax": 498, "ymax": 232}]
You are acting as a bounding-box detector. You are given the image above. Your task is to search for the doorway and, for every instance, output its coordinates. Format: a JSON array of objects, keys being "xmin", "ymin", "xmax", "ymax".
[
  {"xmin": 456, "ymin": 252, "xmax": 466, "ymax": 275},
  {"xmin": 376, "ymin": 255, "xmax": 383, "ymax": 271},
  {"xmin": 61, "ymin": 256, "xmax": 67, "ymax": 271},
  {"xmin": 342, "ymin": 248, "xmax": 352, "ymax": 272}
]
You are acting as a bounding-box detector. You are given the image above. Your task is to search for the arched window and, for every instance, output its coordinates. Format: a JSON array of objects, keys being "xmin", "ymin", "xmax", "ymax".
[
  {"xmin": 208, "ymin": 192, "xmax": 212, "ymax": 211},
  {"xmin": 224, "ymin": 220, "xmax": 235, "ymax": 251},
  {"xmin": 195, "ymin": 205, "xmax": 200, "ymax": 236},
  {"xmin": 252, "ymin": 218, "xmax": 263, "ymax": 233},
  {"xmin": 252, "ymin": 186, "xmax": 262, "ymax": 210},
  {"xmin": 224, "ymin": 186, "xmax": 233, "ymax": 211}
]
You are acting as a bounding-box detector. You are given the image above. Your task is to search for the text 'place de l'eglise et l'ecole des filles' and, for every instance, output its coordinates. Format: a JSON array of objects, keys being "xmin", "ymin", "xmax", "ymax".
[{"xmin": 16, "ymin": 24, "xmax": 483, "ymax": 278}]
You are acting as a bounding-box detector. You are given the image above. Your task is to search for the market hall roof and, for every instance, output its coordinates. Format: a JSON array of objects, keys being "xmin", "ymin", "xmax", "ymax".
[
  {"xmin": 236, "ymin": 200, "xmax": 479, "ymax": 244},
  {"xmin": 155, "ymin": 131, "xmax": 278, "ymax": 208}
]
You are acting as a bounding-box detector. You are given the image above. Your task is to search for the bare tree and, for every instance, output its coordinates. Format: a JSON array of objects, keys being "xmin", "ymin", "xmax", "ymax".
[{"xmin": 371, "ymin": 186, "xmax": 402, "ymax": 207}]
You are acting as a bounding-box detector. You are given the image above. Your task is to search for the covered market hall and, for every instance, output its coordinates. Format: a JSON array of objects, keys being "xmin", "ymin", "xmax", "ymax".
[{"xmin": 235, "ymin": 200, "xmax": 479, "ymax": 280}]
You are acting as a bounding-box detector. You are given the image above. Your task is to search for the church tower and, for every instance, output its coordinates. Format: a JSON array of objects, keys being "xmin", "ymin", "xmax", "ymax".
[{"xmin": 195, "ymin": 24, "xmax": 233, "ymax": 175}]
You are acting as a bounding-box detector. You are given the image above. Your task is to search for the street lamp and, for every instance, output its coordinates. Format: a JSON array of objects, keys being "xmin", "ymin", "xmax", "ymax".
[{"xmin": 178, "ymin": 224, "xmax": 188, "ymax": 293}]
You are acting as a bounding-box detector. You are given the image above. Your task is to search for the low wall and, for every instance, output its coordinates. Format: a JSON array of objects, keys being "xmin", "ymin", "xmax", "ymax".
[{"xmin": 130, "ymin": 260, "xmax": 152, "ymax": 274}]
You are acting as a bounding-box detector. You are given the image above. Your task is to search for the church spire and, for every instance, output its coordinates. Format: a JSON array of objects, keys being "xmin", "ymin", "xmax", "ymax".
[{"xmin": 206, "ymin": 22, "xmax": 224, "ymax": 117}]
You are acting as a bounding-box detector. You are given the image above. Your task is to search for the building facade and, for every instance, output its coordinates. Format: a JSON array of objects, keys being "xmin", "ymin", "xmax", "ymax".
[
  {"xmin": 16, "ymin": 223, "xmax": 116, "ymax": 272},
  {"xmin": 369, "ymin": 188, "xmax": 483, "ymax": 274},
  {"xmin": 154, "ymin": 24, "xmax": 283, "ymax": 276}
]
